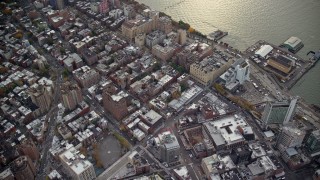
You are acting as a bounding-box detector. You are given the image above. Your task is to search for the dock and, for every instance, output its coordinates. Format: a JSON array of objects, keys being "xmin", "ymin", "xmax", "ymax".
[{"xmin": 245, "ymin": 40, "xmax": 317, "ymax": 90}]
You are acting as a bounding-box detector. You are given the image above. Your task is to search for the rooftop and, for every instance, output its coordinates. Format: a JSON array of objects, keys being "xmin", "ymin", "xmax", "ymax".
[
  {"xmin": 284, "ymin": 36, "xmax": 302, "ymax": 48},
  {"xmin": 59, "ymin": 147, "xmax": 93, "ymax": 175},
  {"xmin": 204, "ymin": 114, "xmax": 248, "ymax": 146}
]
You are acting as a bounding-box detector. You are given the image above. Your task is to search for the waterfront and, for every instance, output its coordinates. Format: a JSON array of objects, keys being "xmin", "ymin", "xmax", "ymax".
[{"xmin": 136, "ymin": 0, "xmax": 320, "ymax": 105}]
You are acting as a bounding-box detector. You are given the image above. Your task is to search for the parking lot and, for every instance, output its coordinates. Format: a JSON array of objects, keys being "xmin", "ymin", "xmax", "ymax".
[{"xmin": 240, "ymin": 80, "xmax": 274, "ymax": 105}]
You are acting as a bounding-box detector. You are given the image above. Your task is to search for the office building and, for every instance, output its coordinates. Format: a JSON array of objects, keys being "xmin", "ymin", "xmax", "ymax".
[
  {"xmin": 276, "ymin": 125, "xmax": 306, "ymax": 150},
  {"xmin": 103, "ymin": 90, "xmax": 129, "ymax": 121},
  {"xmin": 305, "ymin": 129, "xmax": 320, "ymax": 157},
  {"xmin": 202, "ymin": 115, "xmax": 248, "ymax": 150},
  {"xmin": 10, "ymin": 156, "xmax": 36, "ymax": 180},
  {"xmin": 230, "ymin": 145, "xmax": 252, "ymax": 164},
  {"xmin": 59, "ymin": 147, "xmax": 96, "ymax": 180},
  {"xmin": 261, "ymin": 98, "xmax": 298, "ymax": 126},
  {"xmin": 219, "ymin": 58, "xmax": 250, "ymax": 90},
  {"xmin": 151, "ymin": 131, "xmax": 180, "ymax": 163},
  {"xmin": 61, "ymin": 81, "xmax": 83, "ymax": 110}
]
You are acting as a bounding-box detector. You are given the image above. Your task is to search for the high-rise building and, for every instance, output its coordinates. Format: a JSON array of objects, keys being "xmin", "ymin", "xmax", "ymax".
[
  {"xmin": 10, "ymin": 156, "xmax": 36, "ymax": 180},
  {"xmin": 123, "ymin": 5, "xmax": 135, "ymax": 19},
  {"xmin": 177, "ymin": 29, "xmax": 187, "ymax": 45},
  {"xmin": 305, "ymin": 129, "xmax": 320, "ymax": 157},
  {"xmin": 276, "ymin": 125, "xmax": 306, "ymax": 150},
  {"xmin": 99, "ymin": 0, "xmax": 109, "ymax": 14},
  {"xmin": 261, "ymin": 98, "xmax": 298, "ymax": 126},
  {"xmin": 49, "ymin": 0, "xmax": 65, "ymax": 10},
  {"xmin": 61, "ymin": 81, "xmax": 83, "ymax": 110},
  {"xmin": 28, "ymin": 84, "xmax": 52, "ymax": 115},
  {"xmin": 56, "ymin": 0, "xmax": 65, "ymax": 10},
  {"xmin": 158, "ymin": 16, "xmax": 172, "ymax": 34},
  {"xmin": 151, "ymin": 131, "xmax": 180, "ymax": 163},
  {"xmin": 18, "ymin": 139, "xmax": 40, "ymax": 162},
  {"xmin": 219, "ymin": 58, "xmax": 250, "ymax": 90},
  {"xmin": 102, "ymin": 90, "xmax": 129, "ymax": 121}
]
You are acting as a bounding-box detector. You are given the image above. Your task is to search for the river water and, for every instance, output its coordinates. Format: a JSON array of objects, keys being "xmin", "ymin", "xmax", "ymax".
[{"xmin": 136, "ymin": 0, "xmax": 320, "ymax": 105}]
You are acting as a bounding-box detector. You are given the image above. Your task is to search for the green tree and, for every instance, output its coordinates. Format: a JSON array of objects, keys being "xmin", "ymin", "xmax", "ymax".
[
  {"xmin": 47, "ymin": 38, "xmax": 54, "ymax": 45},
  {"xmin": 153, "ymin": 62, "xmax": 161, "ymax": 71},
  {"xmin": 113, "ymin": 132, "xmax": 131, "ymax": 150},
  {"xmin": 62, "ymin": 68, "xmax": 69, "ymax": 78},
  {"xmin": 180, "ymin": 83, "xmax": 188, "ymax": 92}
]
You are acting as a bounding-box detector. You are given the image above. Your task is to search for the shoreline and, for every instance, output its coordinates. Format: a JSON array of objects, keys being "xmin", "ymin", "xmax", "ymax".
[{"xmin": 131, "ymin": 0, "xmax": 320, "ymax": 105}]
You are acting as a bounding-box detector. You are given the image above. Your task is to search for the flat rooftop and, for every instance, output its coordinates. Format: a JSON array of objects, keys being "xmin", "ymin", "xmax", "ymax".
[{"xmin": 204, "ymin": 114, "xmax": 247, "ymax": 146}]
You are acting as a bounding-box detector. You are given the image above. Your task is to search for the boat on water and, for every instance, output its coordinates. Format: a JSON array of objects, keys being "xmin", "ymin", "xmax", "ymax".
[
  {"xmin": 311, "ymin": 104, "xmax": 320, "ymax": 113},
  {"xmin": 207, "ymin": 30, "xmax": 228, "ymax": 41},
  {"xmin": 307, "ymin": 50, "xmax": 320, "ymax": 61}
]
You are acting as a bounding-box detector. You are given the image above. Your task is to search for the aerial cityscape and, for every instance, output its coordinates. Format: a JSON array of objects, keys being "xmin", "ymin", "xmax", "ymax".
[{"xmin": 0, "ymin": 0, "xmax": 319, "ymax": 180}]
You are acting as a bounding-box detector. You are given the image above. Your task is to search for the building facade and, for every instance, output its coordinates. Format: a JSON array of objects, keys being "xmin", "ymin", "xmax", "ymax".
[
  {"xmin": 10, "ymin": 156, "xmax": 36, "ymax": 180},
  {"xmin": 190, "ymin": 56, "xmax": 233, "ymax": 85},
  {"xmin": 152, "ymin": 44, "xmax": 175, "ymax": 61},
  {"xmin": 219, "ymin": 58, "xmax": 250, "ymax": 90},
  {"xmin": 59, "ymin": 147, "xmax": 96, "ymax": 180},
  {"xmin": 73, "ymin": 66, "xmax": 101, "ymax": 89},
  {"xmin": 158, "ymin": 16, "xmax": 172, "ymax": 34},
  {"xmin": 28, "ymin": 85, "xmax": 52, "ymax": 115},
  {"xmin": 261, "ymin": 98, "xmax": 298, "ymax": 126},
  {"xmin": 61, "ymin": 81, "xmax": 83, "ymax": 110},
  {"xmin": 276, "ymin": 125, "xmax": 306, "ymax": 150},
  {"xmin": 151, "ymin": 131, "xmax": 180, "ymax": 163},
  {"xmin": 306, "ymin": 129, "xmax": 320, "ymax": 157},
  {"xmin": 102, "ymin": 90, "xmax": 129, "ymax": 121},
  {"xmin": 18, "ymin": 139, "xmax": 40, "ymax": 162}
]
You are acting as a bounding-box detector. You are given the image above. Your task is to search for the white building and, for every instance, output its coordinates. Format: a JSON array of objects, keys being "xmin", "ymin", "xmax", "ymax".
[
  {"xmin": 255, "ymin": 44, "xmax": 273, "ymax": 58},
  {"xmin": 219, "ymin": 58, "xmax": 250, "ymax": 90},
  {"xmin": 59, "ymin": 147, "xmax": 96, "ymax": 180},
  {"xmin": 203, "ymin": 114, "xmax": 248, "ymax": 150},
  {"xmin": 276, "ymin": 125, "xmax": 306, "ymax": 151}
]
